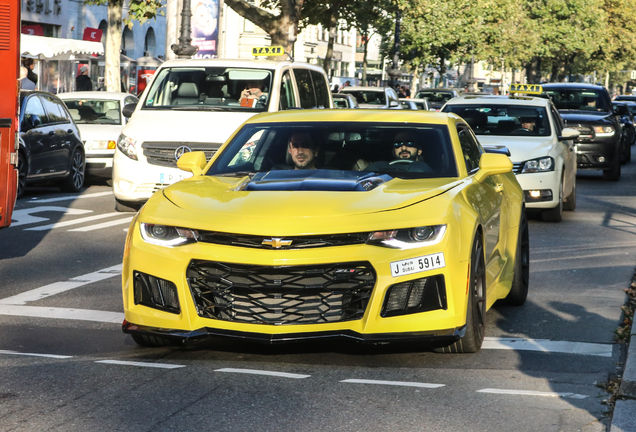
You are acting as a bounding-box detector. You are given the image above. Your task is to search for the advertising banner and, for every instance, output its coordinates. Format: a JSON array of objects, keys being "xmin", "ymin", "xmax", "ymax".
[
  {"xmin": 190, "ymin": 0, "xmax": 219, "ymax": 58},
  {"xmin": 137, "ymin": 69, "xmax": 156, "ymax": 95}
]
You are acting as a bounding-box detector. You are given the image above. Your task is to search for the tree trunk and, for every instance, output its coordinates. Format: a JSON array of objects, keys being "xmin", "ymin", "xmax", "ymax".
[
  {"xmin": 106, "ymin": 0, "xmax": 122, "ymax": 92},
  {"xmin": 437, "ymin": 53, "xmax": 446, "ymax": 87},
  {"xmin": 362, "ymin": 33, "xmax": 369, "ymax": 86},
  {"xmin": 525, "ymin": 56, "xmax": 540, "ymax": 84}
]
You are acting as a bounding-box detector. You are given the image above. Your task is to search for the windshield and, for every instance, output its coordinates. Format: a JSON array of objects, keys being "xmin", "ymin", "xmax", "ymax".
[
  {"xmin": 342, "ymin": 90, "xmax": 386, "ymax": 105},
  {"xmin": 443, "ymin": 104, "xmax": 551, "ymax": 137},
  {"xmin": 142, "ymin": 66, "xmax": 273, "ymax": 112},
  {"xmin": 207, "ymin": 122, "xmax": 458, "ymax": 180},
  {"xmin": 415, "ymin": 91, "xmax": 454, "ymax": 103},
  {"xmin": 62, "ymin": 99, "xmax": 121, "ymax": 125},
  {"xmin": 543, "ymin": 88, "xmax": 610, "ymax": 112}
]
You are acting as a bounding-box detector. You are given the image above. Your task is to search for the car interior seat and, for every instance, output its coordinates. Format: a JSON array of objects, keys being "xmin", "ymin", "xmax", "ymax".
[
  {"xmin": 497, "ymin": 120, "xmax": 517, "ymax": 134},
  {"xmin": 173, "ymin": 82, "xmax": 200, "ymax": 105},
  {"xmin": 68, "ymin": 108, "xmax": 80, "ymax": 121},
  {"xmin": 105, "ymin": 109, "xmax": 120, "ymax": 121}
]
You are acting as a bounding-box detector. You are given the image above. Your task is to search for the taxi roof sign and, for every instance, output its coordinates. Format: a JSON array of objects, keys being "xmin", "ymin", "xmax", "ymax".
[
  {"xmin": 252, "ymin": 46, "xmax": 285, "ymax": 57},
  {"xmin": 510, "ymin": 84, "xmax": 543, "ymax": 94}
]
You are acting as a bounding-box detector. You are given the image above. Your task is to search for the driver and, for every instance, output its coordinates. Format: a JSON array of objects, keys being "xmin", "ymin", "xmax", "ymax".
[
  {"xmin": 288, "ymin": 132, "xmax": 318, "ymax": 170},
  {"xmin": 519, "ymin": 117, "xmax": 536, "ymax": 132},
  {"xmin": 241, "ymin": 80, "xmax": 266, "ymax": 100},
  {"xmin": 393, "ymin": 131, "xmax": 423, "ymax": 161}
]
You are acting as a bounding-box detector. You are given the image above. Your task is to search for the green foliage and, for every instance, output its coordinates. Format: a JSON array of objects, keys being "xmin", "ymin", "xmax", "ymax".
[{"xmin": 83, "ymin": 0, "xmax": 164, "ymax": 29}]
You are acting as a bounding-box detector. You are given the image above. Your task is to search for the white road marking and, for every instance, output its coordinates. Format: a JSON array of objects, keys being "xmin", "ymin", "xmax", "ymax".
[
  {"xmin": 25, "ymin": 212, "xmax": 124, "ymax": 231},
  {"xmin": 27, "ymin": 191, "xmax": 113, "ymax": 204},
  {"xmin": 0, "ymin": 305, "xmax": 124, "ymax": 323},
  {"xmin": 0, "ymin": 264, "xmax": 122, "ymax": 305},
  {"xmin": 95, "ymin": 360, "xmax": 185, "ymax": 369},
  {"xmin": 67, "ymin": 216, "xmax": 134, "ymax": 232},
  {"xmin": 340, "ymin": 379, "xmax": 445, "ymax": 388},
  {"xmin": 11, "ymin": 206, "xmax": 93, "ymax": 226},
  {"xmin": 215, "ymin": 368, "xmax": 310, "ymax": 379},
  {"xmin": 0, "ymin": 350, "xmax": 73, "ymax": 359},
  {"xmin": 482, "ymin": 337, "xmax": 612, "ymax": 357},
  {"xmin": 477, "ymin": 388, "xmax": 588, "ymax": 399}
]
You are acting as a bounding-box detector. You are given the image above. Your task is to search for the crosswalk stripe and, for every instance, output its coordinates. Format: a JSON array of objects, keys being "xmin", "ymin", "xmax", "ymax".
[
  {"xmin": 215, "ymin": 368, "xmax": 310, "ymax": 379},
  {"xmin": 341, "ymin": 379, "xmax": 444, "ymax": 388},
  {"xmin": 0, "ymin": 305, "xmax": 124, "ymax": 323},
  {"xmin": 482, "ymin": 337, "xmax": 612, "ymax": 357},
  {"xmin": 96, "ymin": 360, "xmax": 185, "ymax": 369},
  {"xmin": 25, "ymin": 212, "xmax": 124, "ymax": 231},
  {"xmin": 67, "ymin": 216, "xmax": 134, "ymax": 232},
  {"xmin": 26, "ymin": 191, "xmax": 113, "ymax": 204},
  {"xmin": 477, "ymin": 388, "xmax": 588, "ymax": 399},
  {"xmin": 0, "ymin": 350, "xmax": 73, "ymax": 359}
]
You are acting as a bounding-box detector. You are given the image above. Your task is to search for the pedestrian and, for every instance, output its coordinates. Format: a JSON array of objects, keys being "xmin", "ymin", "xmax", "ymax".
[
  {"xmin": 75, "ymin": 65, "xmax": 93, "ymax": 91},
  {"xmin": 22, "ymin": 58, "xmax": 38, "ymax": 86},
  {"xmin": 19, "ymin": 67, "xmax": 36, "ymax": 90}
]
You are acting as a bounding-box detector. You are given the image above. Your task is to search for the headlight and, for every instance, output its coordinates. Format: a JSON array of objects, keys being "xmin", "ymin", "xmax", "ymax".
[
  {"xmin": 85, "ymin": 140, "xmax": 116, "ymax": 150},
  {"xmin": 521, "ymin": 157, "xmax": 554, "ymax": 173},
  {"xmin": 140, "ymin": 223, "xmax": 199, "ymax": 247},
  {"xmin": 117, "ymin": 134, "xmax": 139, "ymax": 160},
  {"xmin": 367, "ymin": 225, "xmax": 446, "ymax": 249},
  {"xmin": 593, "ymin": 126, "xmax": 615, "ymax": 137}
]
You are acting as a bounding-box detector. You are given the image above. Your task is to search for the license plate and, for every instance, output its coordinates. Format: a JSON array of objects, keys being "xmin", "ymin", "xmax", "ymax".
[
  {"xmin": 391, "ymin": 252, "xmax": 446, "ymax": 278},
  {"xmin": 159, "ymin": 172, "xmax": 193, "ymax": 185}
]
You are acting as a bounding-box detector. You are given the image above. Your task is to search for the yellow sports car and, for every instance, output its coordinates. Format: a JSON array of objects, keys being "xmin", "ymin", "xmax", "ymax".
[{"xmin": 122, "ymin": 109, "xmax": 528, "ymax": 353}]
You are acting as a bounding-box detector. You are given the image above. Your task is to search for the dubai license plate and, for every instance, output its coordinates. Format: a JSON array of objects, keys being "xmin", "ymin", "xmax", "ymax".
[{"xmin": 391, "ymin": 252, "xmax": 446, "ymax": 278}]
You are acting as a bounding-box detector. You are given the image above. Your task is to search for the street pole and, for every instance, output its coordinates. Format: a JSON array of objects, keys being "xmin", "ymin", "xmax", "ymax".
[
  {"xmin": 171, "ymin": 0, "xmax": 198, "ymax": 59},
  {"xmin": 387, "ymin": 6, "xmax": 401, "ymax": 90}
]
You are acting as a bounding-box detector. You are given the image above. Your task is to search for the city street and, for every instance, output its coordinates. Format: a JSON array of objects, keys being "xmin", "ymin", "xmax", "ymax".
[{"xmin": 0, "ymin": 159, "xmax": 634, "ymax": 431}]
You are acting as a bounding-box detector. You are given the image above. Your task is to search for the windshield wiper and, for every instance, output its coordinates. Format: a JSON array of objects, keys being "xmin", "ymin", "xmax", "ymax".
[{"xmin": 168, "ymin": 106, "xmax": 226, "ymax": 111}]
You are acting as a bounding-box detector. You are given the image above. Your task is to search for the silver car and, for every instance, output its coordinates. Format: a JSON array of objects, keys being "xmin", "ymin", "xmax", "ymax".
[{"xmin": 340, "ymin": 86, "xmax": 401, "ymax": 109}]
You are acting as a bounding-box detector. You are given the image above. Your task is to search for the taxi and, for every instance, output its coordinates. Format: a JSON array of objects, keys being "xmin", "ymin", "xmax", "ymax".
[
  {"xmin": 121, "ymin": 109, "xmax": 527, "ymax": 353},
  {"xmin": 442, "ymin": 84, "xmax": 579, "ymax": 222}
]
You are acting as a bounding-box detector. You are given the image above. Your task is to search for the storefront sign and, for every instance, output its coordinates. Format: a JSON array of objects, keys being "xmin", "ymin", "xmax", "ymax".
[
  {"xmin": 21, "ymin": 25, "xmax": 44, "ymax": 35},
  {"xmin": 83, "ymin": 28, "xmax": 102, "ymax": 42},
  {"xmin": 137, "ymin": 69, "xmax": 156, "ymax": 95},
  {"xmin": 191, "ymin": 0, "xmax": 219, "ymax": 58}
]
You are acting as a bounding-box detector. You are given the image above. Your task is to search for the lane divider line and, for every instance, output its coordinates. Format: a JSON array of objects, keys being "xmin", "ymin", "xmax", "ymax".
[
  {"xmin": 0, "ymin": 264, "xmax": 123, "ymax": 305},
  {"xmin": 95, "ymin": 360, "xmax": 185, "ymax": 369},
  {"xmin": 25, "ymin": 212, "xmax": 124, "ymax": 231},
  {"xmin": 477, "ymin": 388, "xmax": 589, "ymax": 399},
  {"xmin": 340, "ymin": 379, "xmax": 445, "ymax": 388},
  {"xmin": 214, "ymin": 368, "xmax": 310, "ymax": 379},
  {"xmin": 0, "ymin": 305, "xmax": 124, "ymax": 323},
  {"xmin": 0, "ymin": 349, "xmax": 73, "ymax": 359},
  {"xmin": 67, "ymin": 217, "xmax": 134, "ymax": 232},
  {"xmin": 482, "ymin": 337, "xmax": 613, "ymax": 358},
  {"xmin": 26, "ymin": 191, "xmax": 113, "ymax": 204}
]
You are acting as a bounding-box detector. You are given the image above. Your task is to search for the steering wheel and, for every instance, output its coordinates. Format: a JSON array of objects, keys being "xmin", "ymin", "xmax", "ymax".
[
  {"xmin": 514, "ymin": 128, "xmax": 531, "ymax": 132},
  {"xmin": 389, "ymin": 159, "xmax": 414, "ymax": 165}
]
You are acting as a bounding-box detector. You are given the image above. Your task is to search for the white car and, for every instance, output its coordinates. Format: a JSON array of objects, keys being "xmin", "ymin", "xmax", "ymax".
[
  {"xmin": 399, "ymin": 98, "xmax": 430, "ymax": 111},
  {"xmin": 113, "ymin": 58, "xmax": 332, "ymax": 212},
  {"xmin": 442, "ymin": 93, "xmax": 579, "ymax": 222},
  {"xmin": 58, "ymin": 91, "xmax": 138, "ymax": 179},
  {"xmin": 339, "ymin": 86, "xmax": 401, "ymax": 109}
]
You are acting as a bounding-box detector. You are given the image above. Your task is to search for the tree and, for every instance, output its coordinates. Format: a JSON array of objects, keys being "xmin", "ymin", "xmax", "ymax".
[{"xmin": 84, "ymin": 0, "xmax": 163, "ymax": 92}]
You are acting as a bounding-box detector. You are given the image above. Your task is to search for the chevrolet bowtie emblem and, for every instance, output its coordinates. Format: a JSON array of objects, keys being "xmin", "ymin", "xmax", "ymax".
[{"xmin": 262, "ymin": 238, "xmax": 293, "ymax": 248}]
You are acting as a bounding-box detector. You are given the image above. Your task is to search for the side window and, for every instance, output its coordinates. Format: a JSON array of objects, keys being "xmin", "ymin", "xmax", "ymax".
[
  {"xmin": 458, "ymin": 126, "xmax": 482, "ymax": 173},
  {"xmin": 551, "ymin": 105, "xmax": 564, "ymax": 134},
  {"xmin": 279, "ymin": 71, "xmax": 297, "ymax": 110},
  {"xmin": 310, "ymin": 70, "xmax": 329, "ymax": 108},
  {"xmin": 41, "ymin": 96, "xmax": 69, "ymax": 124},
  {"xmin": 22, "ymin": 96, "xmax": 48, "ymax": 130},
  {"xmin": 293, "ymin": 68, "xmax": 317, "ymax": 109}
]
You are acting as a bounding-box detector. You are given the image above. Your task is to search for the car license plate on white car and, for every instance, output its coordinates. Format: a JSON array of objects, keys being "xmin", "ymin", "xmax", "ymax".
[
  {"xmin": 391, "ymin": 252, "xmax": 446, "ymax": 277},
  {"xmin": 159, "ymin": 172, "xmax": 193, "ymax": 185}
]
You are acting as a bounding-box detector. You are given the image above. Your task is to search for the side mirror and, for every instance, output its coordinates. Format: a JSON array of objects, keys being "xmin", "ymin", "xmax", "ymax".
[
  {"xmin": 483, "ymin": 146, "xmax": 511, "ymax": 157},
  {"xmin": 474, "ymin": 153, "xmax": 512, "ymax": 183},
  {"xmin": 559, "ymin": 128, "xmax": 580, "ymax": 141},
  {"xmin": 29, "ymin": 115, "xmax": 42, "ymax": 128},
  {"xmin": 122, "ymin": 102, "xmax": 138, "ymax": 118},
  {"xmin": 389, "ymin": 100, "xmax": 400, "ymax": 108},
  {"xmin": 176, "ymin": 151, "xmax": 207, "ymax": 176}
]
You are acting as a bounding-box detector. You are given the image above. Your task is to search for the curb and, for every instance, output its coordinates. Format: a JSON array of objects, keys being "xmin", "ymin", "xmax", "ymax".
[{"xmin": 618, "ymin": 333, "xmax": 636, "ymax": 399}]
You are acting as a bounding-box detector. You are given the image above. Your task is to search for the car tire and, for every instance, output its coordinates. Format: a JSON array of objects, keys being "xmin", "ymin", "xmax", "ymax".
[
  {"xmin": 115, "ymin": 198, "xmax": 141, "ymax": 213},
  {"xmin": 503, "ymin": 210, "xmax": 529, "ymax": 306},
  {"xmin": 434, "ymin": 234, "xmax": 486, "ymax": 354},
  {"xmin": 563, "ymin": 181, "xmax": 576, "ymax": 211},
  {"xmin": 17, "ymin": 152, "xmax": 27, "ymax": 199},
  {"xmin": 541, "ymin": 177, "xmax": 563, "ymax": 222},
  {"xmin": 603, "ymin": 154, "xmax": 621, "ymax": 181},
  {"xmin": 131, "ymin": 333, "xmax": 178, "ymax": 347},
  {"xmin": 59, "ymin": 147, "xmax": 85, "ymax": 193}
]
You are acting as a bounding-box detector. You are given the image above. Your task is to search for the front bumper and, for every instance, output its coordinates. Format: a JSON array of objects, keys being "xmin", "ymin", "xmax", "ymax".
[
  {"xmin": 514, "ymin": 171, "xmax": 559, "ymax": 209},
  {"xmin": 575, "ymin": 141, "xmax": 618, "ymax": 169},
  {"xmin": 122, "ymin": 220, "xmax": 472, "ymax": 344}
]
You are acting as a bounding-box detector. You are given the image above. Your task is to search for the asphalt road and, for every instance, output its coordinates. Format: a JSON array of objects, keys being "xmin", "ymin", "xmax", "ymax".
[{"xmin": 0, "ymin": 158, "xmax": 634, "ymax": 432}]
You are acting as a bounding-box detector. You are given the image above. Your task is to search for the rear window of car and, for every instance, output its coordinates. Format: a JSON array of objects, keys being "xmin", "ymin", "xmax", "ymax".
[
  {"xmin": 415, "ymin": 91, "xmax": 454, "ymax": 103},
  {"xmin": 443, "ymin": 104, "xmax": 551, "ymax": 137},
  {"xmin": 142, "ymin": 66, "xmax": 273, "ymax": 112},
  {"xmin": 342, "ymin": 90, "xmax": 386, "ymax": 105},
  {"xmin": 543, "ymin": 88, "xmax": 610, "ymax": 112},
  {"xmin": 63, "ymin": 99, "xmax": 122, "ymax": 125},
  {"xmin": 207, "ymin": 122, "xmax": 458, "ymax": 179}
]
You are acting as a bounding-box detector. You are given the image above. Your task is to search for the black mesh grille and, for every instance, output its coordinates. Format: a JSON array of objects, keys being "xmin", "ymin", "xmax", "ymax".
[
  {"xmin": 142, "ymin": 142, "xmax": 220, "ymax": 167},
  {"xmin": 187, "ymin": 260, "xmax": 376, "ymax": 325},
  {"xmin": 196, "ymin": 231, "xmax": 369, "ymax": 249},
  {"xmin": 569, "ymin": 126, "xmax": 594, "ymax": 142},
  {"xmin": 512, "ymin": 162, "xmax": 523, "ymax": 174}
]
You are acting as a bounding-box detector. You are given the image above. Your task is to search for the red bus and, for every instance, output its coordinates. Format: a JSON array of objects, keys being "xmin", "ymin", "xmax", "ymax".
[{"xmin": 0, "ymin": 0, "xmax": 20, "ymax": 229}]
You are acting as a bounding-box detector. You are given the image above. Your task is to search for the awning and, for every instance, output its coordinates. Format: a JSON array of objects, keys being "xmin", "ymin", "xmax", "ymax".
[
  {"xmin": 20, "ymin": 34, "xmax": 104, "ymax": 59},
  {"xmin": 136, "ymin": 55, "xmax": 164, "ymax": 67}
]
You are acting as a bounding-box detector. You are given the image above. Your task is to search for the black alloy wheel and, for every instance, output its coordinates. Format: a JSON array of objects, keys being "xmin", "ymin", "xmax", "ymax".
[
  {"xmin": 503, "ymin": 209, "xmax": 529, "ymax": 306},
  {"xmin": 541, "ymin": 176, "xmax": 563, "ymax": 222},
  {"xmin": 17, "ymin": 152, "xmax": 27, "ymax": 199},
  {"xmin": 59, "ymin": 148, "xmax": 85, "ymax": 193}
]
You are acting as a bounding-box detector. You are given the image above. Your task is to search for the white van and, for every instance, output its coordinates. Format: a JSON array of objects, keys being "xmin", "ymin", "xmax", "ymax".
[{"xmin": 112, "ymin": 58, "xmax": 333, "ymax": 211}]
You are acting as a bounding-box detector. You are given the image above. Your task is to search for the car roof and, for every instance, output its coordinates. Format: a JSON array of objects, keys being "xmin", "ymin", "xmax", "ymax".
[
  {"xmin": 156, "ymin": 58, "xmax": 325, "ymax": 75},
  {"xmin": 245, "ymin": 108, "xmax": 456, "ymax": 125},
  {"xmin": 58, "ymin": 91, "xmax": 134, "ymax": 100},
  {"xmin": 416, "ymin": 88, "xmax": 458, "ymax": 93},
  {"xmin": 445, "ymin": 94, "xmax": 549, "ymax": 107},
  {"xmin": 541, "ymin": 82, "xmax": 606, "ymax": 90},
  {"xmin": 341, "ymin": 86, "xmax": 387, "ymax": 92}
]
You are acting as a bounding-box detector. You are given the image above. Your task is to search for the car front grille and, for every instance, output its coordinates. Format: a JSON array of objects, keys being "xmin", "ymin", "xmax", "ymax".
[
  {"xmin": 569, "ymin": 126, "xmax": 594, "ymax": 142},
  {"xmin": 512, "ymin": 162, "xmax": 524, "ymax": 174},
  {"xmin": 142, "ymin": 142, "xmax": 221, "ymax": 167},
  {"xmin": 187, "ymin": 260, "xmax": 376, "ymax": 325},
  {"xmin": 195, "ymin": 231, "xmax": 369, "ymax": 249}
]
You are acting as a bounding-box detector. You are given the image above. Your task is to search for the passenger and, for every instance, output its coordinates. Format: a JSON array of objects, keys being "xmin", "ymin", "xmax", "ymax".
[{"xmin": 288, "ymin": 132, "xmax": 318, "ymax": 170}]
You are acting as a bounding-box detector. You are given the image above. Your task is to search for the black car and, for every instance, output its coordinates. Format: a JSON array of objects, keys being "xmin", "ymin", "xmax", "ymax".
[
  {"xmin": 17, "ymin": 91, "xmax": 85, "ymax": 198},
  {"xmin": 542, "ymin": 83, "xmax": 623, "ymax": 181},
  {"xmin": 612, "ymin": 101, "xmax": 635, "ymax": 162}
]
